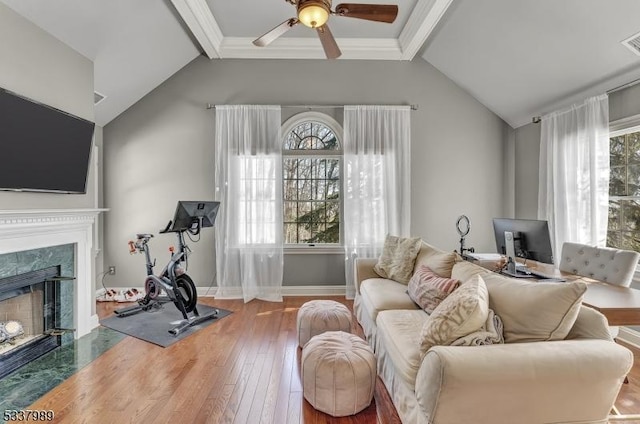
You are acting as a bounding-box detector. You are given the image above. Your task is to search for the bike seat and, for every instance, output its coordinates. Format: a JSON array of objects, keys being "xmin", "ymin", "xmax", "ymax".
[{"xmin": 136, "ymin": 233, "xmax": 154, "ymax": 239}]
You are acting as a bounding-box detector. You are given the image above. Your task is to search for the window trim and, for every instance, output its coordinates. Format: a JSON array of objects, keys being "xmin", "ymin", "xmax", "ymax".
[
  {"xmin": 608, "ymin": 114, "xmax": 640, "ymax": 278},
  {"xmin": 610, "ymin": 114, "xmax": 640, "ymax": 136},
  {"xmin": 281, "ymin": 111, "xmax": 344, "ymax": 251}
]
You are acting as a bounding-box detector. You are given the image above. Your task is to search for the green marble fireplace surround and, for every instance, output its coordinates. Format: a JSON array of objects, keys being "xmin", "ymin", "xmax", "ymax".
[{"xmin": 0, "ymin": 244, "xmax": 75, "ymax": 344}]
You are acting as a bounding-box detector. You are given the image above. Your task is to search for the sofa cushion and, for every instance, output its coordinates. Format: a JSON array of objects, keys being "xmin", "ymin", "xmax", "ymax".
[
  {"xmin": 407, "ymin": 265, "xmax": 460, "ymax": 314},
  {"xmin": 414, "ymin": 242, "xmax": 457, "ymax": 278},
  {"xmin": 451, "ymin": 259, "xmax": 492, "ymax": 282},
  {"xmin": 376, "ymin": 309, "xmax": 429, "ymax": 387},
  {"xmin": 373, "ymin": 235, "xmax": 422, "ymax": 284},
  {"xmin": 360, "ymin": 278, "xmax": 420, "ymax": 323},
  {"xmin": 565, "ymin": 306, "xmax": 613, "ymax": 341},
  {"xmin": 419, "ymin": 274, "xmax": 489, "ymax": 358},
  {"xmin": 482, "ymin": 273, "xmax": 587, "ymax": 343}
]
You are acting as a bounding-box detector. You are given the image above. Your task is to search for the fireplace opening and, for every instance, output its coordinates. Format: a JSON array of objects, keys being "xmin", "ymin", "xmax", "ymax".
[{"xmin": 0, "ymin": 266, "xmax": 69, "ymax": 379}]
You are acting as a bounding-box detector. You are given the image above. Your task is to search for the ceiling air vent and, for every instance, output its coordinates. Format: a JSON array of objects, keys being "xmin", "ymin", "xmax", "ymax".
[
  {"xmin": 622, "ymin": 31, "xmax": 640, "ymax": 57},
  {"xmin": 94, "ymin": 91, "xmax": 106, "ymax": 105}
]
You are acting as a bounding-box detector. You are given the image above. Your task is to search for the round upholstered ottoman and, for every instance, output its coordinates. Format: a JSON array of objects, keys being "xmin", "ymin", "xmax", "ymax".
[
  {"xmin": 297, "ymin": 300, "xmax": 352, "ymax": 348},
  {"xmin": 301, "ymin": 331, "xmax": 376, "ymax": 417}
]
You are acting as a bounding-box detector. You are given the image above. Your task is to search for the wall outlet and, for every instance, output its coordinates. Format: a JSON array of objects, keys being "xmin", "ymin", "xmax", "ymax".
[{"xmin": 108, "ymin": 266, "xmax": 116, "ymax": 275}]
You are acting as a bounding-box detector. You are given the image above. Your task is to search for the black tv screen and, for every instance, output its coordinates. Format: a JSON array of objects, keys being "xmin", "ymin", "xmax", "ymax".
[{"xmin": 0, "ymin": 88, "xmax": 95, "ymax": 194}]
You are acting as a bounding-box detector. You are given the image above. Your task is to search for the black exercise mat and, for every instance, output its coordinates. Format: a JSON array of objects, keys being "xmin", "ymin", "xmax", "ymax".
[{"xmin": 100, "ymin": 303, "xmax": 232, "ymax": 347}]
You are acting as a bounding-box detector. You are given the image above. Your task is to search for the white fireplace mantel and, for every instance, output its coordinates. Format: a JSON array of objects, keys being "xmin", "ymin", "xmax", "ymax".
[{"xmin": 0, "ymin": 208, "xmax": 107, "ymax": 338}]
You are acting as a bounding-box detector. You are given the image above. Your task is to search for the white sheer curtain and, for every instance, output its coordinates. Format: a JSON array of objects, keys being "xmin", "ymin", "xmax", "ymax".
[
  {"xmin": 538, "ymin": 94, "xmax": 610, "ymax": 262},
  {"xmin": 343, "ymin": 106, "xmax": 411, "ymax": 298},
  {"xmin": 214, "ymin": 105, "xmax": 284, "ymax": 302}
]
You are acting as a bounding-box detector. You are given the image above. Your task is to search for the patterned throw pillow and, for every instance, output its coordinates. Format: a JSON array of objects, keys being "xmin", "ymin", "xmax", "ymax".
[
  {"xmin": 407, "ymin": 265, "xmax": 460, "ymax": 314},
  {"xmin": 373, "ymin": 235, "xmax": 422, "ymax": 284},
  {"xmin": 419, "ymin": 274, "xmax": 489, "ymax": 358}
]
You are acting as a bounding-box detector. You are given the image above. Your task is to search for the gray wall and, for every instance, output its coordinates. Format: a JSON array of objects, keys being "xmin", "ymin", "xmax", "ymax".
[
  {"xmin": 0, "ymin": 4, "xmax": 95, "ymax": 210},
  {"xmin": 103, "ymin": 57, "xmax": 509, "ymax": 289},
  {"xmin": 513, "ymin": 122, "xmax": 541, "ymax": 219}
]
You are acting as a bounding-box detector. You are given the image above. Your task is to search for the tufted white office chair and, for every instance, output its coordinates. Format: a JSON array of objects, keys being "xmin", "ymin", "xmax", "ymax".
[{"xmin": 559, "ymin": 242, "xmax": 640, "ymax": 338}]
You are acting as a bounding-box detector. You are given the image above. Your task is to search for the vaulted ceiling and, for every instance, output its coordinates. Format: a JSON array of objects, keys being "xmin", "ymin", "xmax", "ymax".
[{"xmin": 3, "ymin": 0, "xmax": 640, "ymax": 129}]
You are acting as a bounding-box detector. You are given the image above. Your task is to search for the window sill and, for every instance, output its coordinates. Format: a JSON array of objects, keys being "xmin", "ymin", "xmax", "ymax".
[{"xmin": 284, "ymin": 245, "xmax": 344, "ymax": 255}]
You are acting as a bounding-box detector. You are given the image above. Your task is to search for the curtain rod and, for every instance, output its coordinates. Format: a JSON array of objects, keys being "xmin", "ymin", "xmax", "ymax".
[
  {"xmin": 531, "ymin": 77, "xmax": 640, "ymax": 124},
  {"xmin": 206, "ymin": 103, "xmax": 419, "ymax": 111}
]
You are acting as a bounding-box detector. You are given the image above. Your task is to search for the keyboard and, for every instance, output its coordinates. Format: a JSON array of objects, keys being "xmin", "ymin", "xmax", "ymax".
[
  {"xmin": 528, "ymin": 269, "xmax": 565, "ymax": 281},
  {"xmin": 502, "ymin": 266, "xmax": 566, "ymax": 282}
]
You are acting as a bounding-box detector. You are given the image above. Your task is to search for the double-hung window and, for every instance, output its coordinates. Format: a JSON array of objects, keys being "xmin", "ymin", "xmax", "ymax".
[
  {"xmin": 282, "ymin": 112, "xmax": 342, "ymax": 247},
  {"xmin": 608, "ymin": 120, "xmax": 640, "ymax": 251}
]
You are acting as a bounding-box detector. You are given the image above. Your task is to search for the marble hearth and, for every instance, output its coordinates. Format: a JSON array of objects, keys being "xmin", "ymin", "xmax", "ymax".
[{"xmin": 0, "ymin": 209, "xmax": 105, "ymax": 339}]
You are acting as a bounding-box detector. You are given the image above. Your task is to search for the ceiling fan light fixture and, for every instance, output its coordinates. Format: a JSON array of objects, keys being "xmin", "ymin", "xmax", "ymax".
[{"xmin": 298, "ymin": 0, "xmax": 330, "ymax": 28}]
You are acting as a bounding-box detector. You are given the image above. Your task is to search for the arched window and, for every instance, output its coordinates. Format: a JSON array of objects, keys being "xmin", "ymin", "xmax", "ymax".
[{"xmin": 282, "ymin": 112, "xmax": 342, "ymax": 245}]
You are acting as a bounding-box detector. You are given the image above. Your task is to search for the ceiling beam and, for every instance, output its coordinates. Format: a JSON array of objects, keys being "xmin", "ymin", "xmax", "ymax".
[
  {"xmin": 171, "ymin": 0, "xmax": 223, "ymax": 59},
  {"xmin": 399, "ymin": 0, "xmax": 454, "ymax": 60}
]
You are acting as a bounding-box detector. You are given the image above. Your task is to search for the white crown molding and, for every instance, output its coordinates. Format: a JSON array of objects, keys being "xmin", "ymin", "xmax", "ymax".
[
  {"xmin": 220, "ymin": 37, "xmax": 402, "ymax": 60},
  {"xmin": 399, "ymin": 0, "xmax": 455, "ymax": 60},
  {"xmin": 171, "ymin": 0, "xmax": 223, "ymax": 59},
  {"xmin": 173, "ymin": 0, "xmax": 453, "ymax": 61}
]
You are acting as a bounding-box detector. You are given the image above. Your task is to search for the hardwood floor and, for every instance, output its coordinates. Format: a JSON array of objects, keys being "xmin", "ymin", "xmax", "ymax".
[
  {"xmin": 19, "ymin": 297, "xmax": 640, "ymax": 423},
  {"xmin": 616, "ymin": 340, "xmax": 640, "ymax": 421}
]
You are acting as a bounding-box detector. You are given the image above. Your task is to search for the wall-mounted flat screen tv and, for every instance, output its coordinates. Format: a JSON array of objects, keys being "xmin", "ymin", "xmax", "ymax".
[{"xmin": 0, "ymin": 88, "xmax": 95, "ymax": 194}]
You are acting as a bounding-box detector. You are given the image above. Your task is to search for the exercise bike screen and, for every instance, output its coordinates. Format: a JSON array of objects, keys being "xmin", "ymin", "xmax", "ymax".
[{"xmin": 171, "ymin": 201, "xmax": 220, "ymax": 231}]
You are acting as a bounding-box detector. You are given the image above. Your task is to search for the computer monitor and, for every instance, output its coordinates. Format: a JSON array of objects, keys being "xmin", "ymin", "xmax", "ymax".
[
  {"xmin": 492, "ymin": 218, "xmax": 554, "ymax": 264},
  {"xmin": 170, "ymin": 201, "xmax": 220, "ymax": 233}
]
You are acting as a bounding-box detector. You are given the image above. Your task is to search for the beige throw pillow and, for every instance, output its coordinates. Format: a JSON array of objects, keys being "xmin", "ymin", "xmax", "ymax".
[
  {"xmin": 414, "ymin": 242, "xmax": 457, "ymax": 278},
  {"xmin": 451, "ymin": 260, "xmax": 492, "ymax": 282},
  {"xmin": 374, "ymin": 235, "xmax": 422, "ymax": 284},
  {"xmin": 419, "ymin": 274, "xmax": 489, "ymax": 358},
  {"xmin": 481, "ymin": 273, "xmax": 587, "ymax": 343},
  {"xmin": 407, "ymin": 265, "xmax": 460, "ymax": 314}
]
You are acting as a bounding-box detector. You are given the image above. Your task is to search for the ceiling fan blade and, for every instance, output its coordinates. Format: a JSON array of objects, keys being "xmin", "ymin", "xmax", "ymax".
[
  {"xmin": 334, "ymin": 3, "xmax": 398, "ymax": 23},
  {"xmin": 253, "ymin": 18, "xmax": 299, "ymax": 47},
  {"xmin": 316, "ymin": 24, "xmax": 341, "ymax": 59}
]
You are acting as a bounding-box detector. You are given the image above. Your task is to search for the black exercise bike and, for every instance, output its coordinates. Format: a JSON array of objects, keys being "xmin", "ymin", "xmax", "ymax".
[{"xmin": 114, "ymin": 201, "xmax": 220, "ymax": 336}]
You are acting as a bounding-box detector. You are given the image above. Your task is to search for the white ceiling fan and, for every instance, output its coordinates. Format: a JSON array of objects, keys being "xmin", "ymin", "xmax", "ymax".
[{"xmin": 252, "ymin": 0, "xmax": 399, "ymax": 59}]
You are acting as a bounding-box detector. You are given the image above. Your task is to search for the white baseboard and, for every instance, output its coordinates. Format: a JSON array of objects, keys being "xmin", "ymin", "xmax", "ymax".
[
  {"xmin": 282, "ymin": 285, "xmax": 346, "ymax": 296},
  {"xmin": 618, "ymin": 327, "xmax": 640, "ymax": 349},
  {"xmin": 202, "ymin": 285, "xmax": 346, "ymax": 298},
  {"xmin": 97, "ymin": 285, "xmax": 346, "ymax": 300},
  {"xmin": 197, "ymin": 286, "xmax": 218, "ymax": 297}
]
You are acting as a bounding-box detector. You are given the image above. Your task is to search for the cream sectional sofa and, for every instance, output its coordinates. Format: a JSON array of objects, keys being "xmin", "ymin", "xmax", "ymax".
[{"xmin": 353, "ymin": 241, "xmax": 633, "ymax": 424}]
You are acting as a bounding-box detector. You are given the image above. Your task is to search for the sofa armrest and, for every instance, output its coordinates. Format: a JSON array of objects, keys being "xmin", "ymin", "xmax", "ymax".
[
  {"xmin": 416, "ymin": 340, "xmax": 632, "ymax": 424},
  {"xmin": 354, "ymin": 258, "xmax": 379, "ymax": 295}
]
